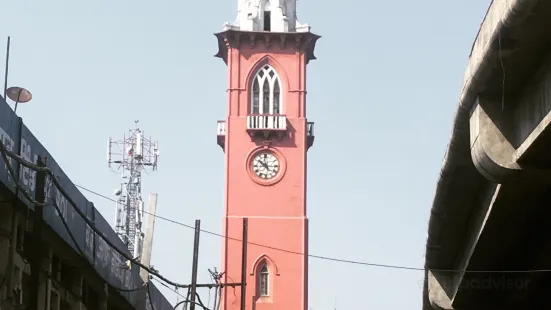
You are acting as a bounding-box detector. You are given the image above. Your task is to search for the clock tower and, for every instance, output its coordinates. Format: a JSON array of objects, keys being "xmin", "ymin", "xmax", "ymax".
[{"xmin": 215, "ymin": 1, "xmax": 320, "ymax": 309}]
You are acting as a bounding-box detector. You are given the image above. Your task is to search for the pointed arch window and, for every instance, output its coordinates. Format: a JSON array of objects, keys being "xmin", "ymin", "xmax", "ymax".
[
  {"xmin": 258, "ymin": 264, "xmax": 269, "ymax": 297},
  {"xmin": 251, "ymin": 65, "xmax": 282, "ymax": 115}
]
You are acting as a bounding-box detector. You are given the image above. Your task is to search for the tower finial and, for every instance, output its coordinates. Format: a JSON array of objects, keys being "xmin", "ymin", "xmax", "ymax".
[{"xmin": 223, "ymin": 0, "xmax": 310, "ymax": 33}]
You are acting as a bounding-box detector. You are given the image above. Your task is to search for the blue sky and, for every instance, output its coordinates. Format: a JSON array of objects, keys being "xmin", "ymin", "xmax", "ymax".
[{"xmin": 1, "ymin": 0, "xmax": 490, "ymax": 308}]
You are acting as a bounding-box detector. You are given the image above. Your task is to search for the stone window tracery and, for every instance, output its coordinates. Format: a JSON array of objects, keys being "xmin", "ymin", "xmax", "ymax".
[{"xmin": 251, "ymin": 65, "xmax": 282, "ymax": 114}]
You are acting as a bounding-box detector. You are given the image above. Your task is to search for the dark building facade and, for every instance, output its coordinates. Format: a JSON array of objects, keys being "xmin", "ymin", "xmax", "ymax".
[{"xmin": 0, "ymin": 94, "xmax": 173, "ymax": 310}]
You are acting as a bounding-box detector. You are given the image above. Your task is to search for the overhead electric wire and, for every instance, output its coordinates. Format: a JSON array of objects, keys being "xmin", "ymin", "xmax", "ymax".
[
  {"xmin": 152, "ymin": 278, "xmax": 187, "ymax": 300},
  {"xmin": 1, "ymin": 139, "xmax": 551, "ymax": 275},
  {"xmin": 74, "ymin": 184, "xmax": 551, "ymax": 274},
  {"xmin": 0, "ymin": 140, "xmax": 205, "ymax": 289},
  {"xmin": 208, "ymin": 269, "xmax": 222, "ymax": 310},
  {"xmin": 0, "ymin": 141, "xmax": 145, "ymax": 293},
  {"xmin": 75, "ymin": 185, "xmax": 431, "ymax": 270},
  {"xmin": 152, "ymin": 278, "xmax": 210, "ymax": 310},
  {"xmin": 51, "ymin": 200, "xmax": 146, "ymax": 293}
]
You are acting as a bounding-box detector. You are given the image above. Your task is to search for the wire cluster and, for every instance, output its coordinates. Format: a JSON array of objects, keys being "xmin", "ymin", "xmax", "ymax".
[
  {"xmin": 0, "ymin": 138, "xmax": 213, "ymax": 310},
  {"xmin": 0, "ymin": 127, "xmax": 548, "ymax": 310}
]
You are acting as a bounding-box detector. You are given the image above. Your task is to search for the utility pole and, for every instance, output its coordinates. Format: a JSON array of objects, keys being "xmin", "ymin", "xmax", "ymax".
[
  {"xmin": 189, "ymin": 220, "xmax": 201, "ymax": 310},
  {"xmin": 171, "ymin": 218, "xmax": 248, "ymax": 310},
  {"xmin": 27, "ymin": 157, "xmax": 46, "ymax": 310},
  {"xmin": 240, "ymin": 218, "xmax": 248, "ymax": 310},
  {"xmin": 4, "ymin": 36, "xmax": 10, "ymax": 98},
  {"xmin": 137, "ymin": 193, "xmax": 158, "ymax": 310}
]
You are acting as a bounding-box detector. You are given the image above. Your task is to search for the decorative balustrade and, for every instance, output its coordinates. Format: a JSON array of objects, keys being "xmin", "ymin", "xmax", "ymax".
[
  {"xmin": 217, "ymin": 120, "xmax": 226, "ymax": 135},
  {"xmin": 246, "ymin": 114, "xmax": 287, "ymax": 131},
  {"xmin": 217, "ymin": 120, "xmax": 226, "ymax": 149},
  {"xmin": 306, "ymin": 122, "xmax": 315, "ymax": 149},
  {"xmin": 306, "ymin": 122, "xmax": 314, "ymax": 137},
  {"xmin": 217, "ymin": 117, "xmax": 315, "ymax": 150}
]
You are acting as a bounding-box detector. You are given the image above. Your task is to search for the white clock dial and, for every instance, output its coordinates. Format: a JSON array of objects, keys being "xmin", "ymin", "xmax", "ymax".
[{"xmin": 252, "ymin": 152, "xmax": 280, "ymax": 179}]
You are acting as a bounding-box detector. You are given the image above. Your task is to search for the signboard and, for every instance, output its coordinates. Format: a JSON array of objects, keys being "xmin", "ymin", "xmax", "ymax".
[
  {"xmin": 0, "ymin": 96, "xmax": 20, "ymax": 194},
  {"xmin": 0, "ymin": 96, "xmax": 173, "ymax": 310}
]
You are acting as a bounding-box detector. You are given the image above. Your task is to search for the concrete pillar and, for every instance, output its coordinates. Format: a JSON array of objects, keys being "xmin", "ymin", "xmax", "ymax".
[
  {"xmin": 71, "ymin": 273, "xmax": 85, "ymax": 310},
  {"xmin": 71, "ymin": 273, "xmax": 83, "ymax": 298},
  {"xmin": 38, "ymin": 247, "xmax": 52, "ymax": 310},
  {"xmin": 0, "ymin": 207, "xmax": 13, "ymax": 308},
  {"xmin": 99, "ymin": 283, "xmax": 109, "ymax": 310},
  {"xmin": 6, "ymin": 209, "xmax": 18, "ymax": 303}
]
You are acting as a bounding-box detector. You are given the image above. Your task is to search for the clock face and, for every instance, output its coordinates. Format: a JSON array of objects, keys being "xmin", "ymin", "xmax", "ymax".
[{"xmin": 252, "ymin": 151, "xmax": 280, "ymax": 179}]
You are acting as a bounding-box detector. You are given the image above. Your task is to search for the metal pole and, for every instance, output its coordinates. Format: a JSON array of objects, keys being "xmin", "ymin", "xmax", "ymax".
[
  {"xmin": 189, "ymin": 220, "xmax": 201, "ymax": 310},
  {"xmin": 14, "ymin": 89, "xmax": 21, "ymax": 114},
  {"xmin": 183, "ymin": 288, "xmax": 191, "ymax": 310},
  {"xmin": 212, "ymin": 284, "xmax": 219, "ymax": 310},
  {"xmin": 140, "ymin": 194, "xmax": 158, "ymax": 279},
  {"xmin": 3, "ymin": 36, "xmax": 10, "ymax": 99},
  {"xmin": 240, "ymin": 218, "xmax": 248, "ymax": 310},
  {"xmin": 136, "ymin": 193, "xmax": 158, "ymax": 310}
]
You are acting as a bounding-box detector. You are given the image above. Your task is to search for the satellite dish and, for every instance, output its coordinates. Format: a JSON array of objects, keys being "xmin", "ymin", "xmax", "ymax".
[{"xmin": 6, "ymin": 86, "xmax": 32, "ymax": 103}]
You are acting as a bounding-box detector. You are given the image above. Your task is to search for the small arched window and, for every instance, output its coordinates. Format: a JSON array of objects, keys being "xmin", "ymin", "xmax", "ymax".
[
  {"xmin": 251, "ymin": 65, "xmax": 282, "ymax": 115},
  {"xmin": 258, "ymin": 264, "xmax": 269, "ymax": 296},
  {"xmin": 263, "ymin": 0, "xmax": 271, "ymax": 31}
]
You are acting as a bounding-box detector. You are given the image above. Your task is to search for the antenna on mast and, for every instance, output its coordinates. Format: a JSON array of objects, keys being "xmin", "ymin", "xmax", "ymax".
[
  {"xmin": 4, "ymin": 36, "xmax": 10, "ymax": 99},
  {"xmin": 2, "ymin": 37, "xmax": 33, "ymax": 115},
  {"xmin": 107, "ymin": 122, "xmax": 159, "ymax": 257}
]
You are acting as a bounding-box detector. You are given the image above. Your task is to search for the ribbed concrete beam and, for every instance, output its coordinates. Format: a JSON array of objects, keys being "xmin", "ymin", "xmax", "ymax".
[{"xmin": 425, "ymin": 0, "xmax": 542, "ymax": 308}]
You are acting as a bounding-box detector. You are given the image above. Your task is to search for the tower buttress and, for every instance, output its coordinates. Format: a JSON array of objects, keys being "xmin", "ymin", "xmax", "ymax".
[{"xmin": 215, "ymin": 1, "xmax": 320, "ymax": 310}]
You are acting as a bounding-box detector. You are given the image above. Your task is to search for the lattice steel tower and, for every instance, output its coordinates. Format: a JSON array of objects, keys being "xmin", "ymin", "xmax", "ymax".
[{"xmin": 108, "ymin": 121, "xmax": 159, "ymax": 257}]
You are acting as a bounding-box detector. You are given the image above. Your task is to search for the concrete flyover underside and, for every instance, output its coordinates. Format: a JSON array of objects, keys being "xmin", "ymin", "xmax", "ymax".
[{"xmin": 423, "ymin": 0, "xmax": 551, "ymax": 309}]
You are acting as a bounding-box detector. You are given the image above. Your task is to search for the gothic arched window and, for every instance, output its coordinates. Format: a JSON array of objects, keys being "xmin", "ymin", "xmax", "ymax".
[
  {"xmin": 258, "ymin": 264, "xmax": 269, "ymax": 296},
  {"xmin": 251, "ymin": 65, "xmax": 282, "ymax": 115}
]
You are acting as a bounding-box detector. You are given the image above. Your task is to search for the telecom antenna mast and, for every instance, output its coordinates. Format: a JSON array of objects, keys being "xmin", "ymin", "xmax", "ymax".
[{"xmin": 108, "ymin": 120, "xmax": 159, "ymax": 257}]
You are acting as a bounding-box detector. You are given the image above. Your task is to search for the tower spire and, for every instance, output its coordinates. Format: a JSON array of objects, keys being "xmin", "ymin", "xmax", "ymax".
[{"xmin": 223, "ymin": 0, "xmax": 310, "ymax": 32}]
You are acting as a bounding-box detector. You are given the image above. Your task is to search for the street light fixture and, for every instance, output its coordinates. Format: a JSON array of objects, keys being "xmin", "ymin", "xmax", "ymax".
[{"xmin": 6, "ymin": 86, "xmax": 32, "ymax": 114}]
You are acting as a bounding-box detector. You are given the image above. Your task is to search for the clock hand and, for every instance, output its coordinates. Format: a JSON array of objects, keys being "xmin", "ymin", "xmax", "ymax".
[{"xmin": 260, "ymin": 161, "xmax": 269, "ymax": 169}]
